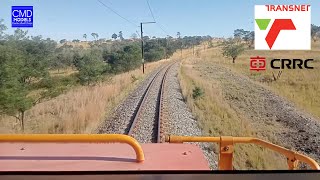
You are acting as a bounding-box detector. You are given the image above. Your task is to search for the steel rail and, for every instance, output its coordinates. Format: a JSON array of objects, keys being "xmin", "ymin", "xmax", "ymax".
[
  {"xmin": 157, "ymin": 62, "xmax": 176, "ymax": 143},
  {"xmin": 127, "ymin": 63, "xmax": 172, "ymax": 138}
]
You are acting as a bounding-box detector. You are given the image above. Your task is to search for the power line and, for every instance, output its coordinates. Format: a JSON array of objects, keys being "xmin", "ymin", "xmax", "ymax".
[
  {"xmin": 158, "ymin": 23, "xmax": 170, "ymax": 36},
  {"xmin": 146, "ymin": 0, "xmax": 156, "ymax": 22},
  {"xmin": 136, "ymin": 31, "xmax": 141, "ymax": 38},
  {"xmin": 97, "ymin": 0, "xmax": 137, "ymax": 27},
  {"xmin": 145, "ymin": 0, "xmax": 171, "ymax": 36}
]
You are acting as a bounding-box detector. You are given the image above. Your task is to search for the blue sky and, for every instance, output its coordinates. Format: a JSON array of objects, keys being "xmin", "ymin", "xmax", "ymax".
[{"xmin": 0, "ymin": 0, "xmax": 319, "ymax": 41}]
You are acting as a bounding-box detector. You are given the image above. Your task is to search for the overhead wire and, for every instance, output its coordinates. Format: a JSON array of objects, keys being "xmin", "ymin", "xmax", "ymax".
[
  {"xmin": 146, "ymin": 0, "xmax": 156, "ymax": 22},
  {"xmin": 97, "ymin": 0, "xmax": 138, "ymax": 28},
  {"xmin": 96, "ymin": 0, "xmax": 171, "ymax": 38},
  {"xmin": 145, "ymin": 0, "xmax": 171, "ymax": 37}
]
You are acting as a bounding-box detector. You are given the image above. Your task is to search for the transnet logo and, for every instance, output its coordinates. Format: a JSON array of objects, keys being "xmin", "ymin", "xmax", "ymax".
[
  {"xmin": 256, "ymin": 19, "xmax": 296, "ymax": 49},
  {"xmin": 255, "ymin": 5, "xmax": 311, "ymax": 50}
]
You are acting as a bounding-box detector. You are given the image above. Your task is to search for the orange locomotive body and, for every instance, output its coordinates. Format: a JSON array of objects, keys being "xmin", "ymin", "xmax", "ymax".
[{"xmin": 0, "ymin": 134, "xmax": 319, "ymax": 171}]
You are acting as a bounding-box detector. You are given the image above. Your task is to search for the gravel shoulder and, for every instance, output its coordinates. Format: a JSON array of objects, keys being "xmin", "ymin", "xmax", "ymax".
[
  {"xmin": 195, "ymin": 62, "xmax": 320, "ymax": 163},
  {"xmin": 165, "ymin": 63, "xmax": 218, "ymax": 169}
]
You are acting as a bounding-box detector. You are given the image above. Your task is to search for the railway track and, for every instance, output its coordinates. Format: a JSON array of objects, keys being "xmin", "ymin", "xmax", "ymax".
[{"xmin": 127, "ymin": 62, "xmax": 175, "ymax": 143}]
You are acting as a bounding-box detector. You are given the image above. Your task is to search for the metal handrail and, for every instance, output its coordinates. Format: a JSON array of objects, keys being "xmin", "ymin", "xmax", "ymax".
[
  {"xmin": 0, "ymin": 134, "xmax": 145, "ymax": 162},
  {"xmin": 165, "ymin": 135, "xmax": 320, "ymax": 170}
]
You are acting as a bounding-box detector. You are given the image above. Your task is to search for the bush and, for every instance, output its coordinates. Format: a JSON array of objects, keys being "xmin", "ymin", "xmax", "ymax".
[
  {"xmin": 36, "ymin": 77, "xmax": 54, "ymax": 89},
  {"xmin": 192, "ymin": 86, "xmax": 204, "ymax": 99},
  {"xmin": 59, "ymin": 74, "xmax": 78, "ymax": 86},
  {"xmin": 131, "ymin": 74, "xmax": 139, "ymax": 83}
]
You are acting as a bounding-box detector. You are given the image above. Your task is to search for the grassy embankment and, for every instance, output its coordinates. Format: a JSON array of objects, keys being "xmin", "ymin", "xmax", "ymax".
[
  {"xmin": 201, "ymin": 41, "xmax": 320, "ymax": 119},
  {"xmin": 178, "ymin": 58, "xmax": 286, "ymax": 170},
  {"xmin": 177, "ymin": 41, "xmax": 320, "ymax": 169}
]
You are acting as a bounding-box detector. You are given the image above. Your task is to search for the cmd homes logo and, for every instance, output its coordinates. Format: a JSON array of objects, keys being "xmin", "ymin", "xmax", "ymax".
[
  {"xmin": 255, "ymin": 5, "xmax": 311, "ymax": 50},
  {"xmin": 12, "ymin": 6, "xmax": 33, "ymax": 28}
]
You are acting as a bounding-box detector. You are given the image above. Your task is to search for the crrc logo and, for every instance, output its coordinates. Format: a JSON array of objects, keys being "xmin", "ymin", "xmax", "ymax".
[
  {"xmin": 250, "ymin": 56, "xmax": 314, "ymax": 71},
  {"xmin": 255, "ymin": 5, "xmax": 311, "ymax": 50}
]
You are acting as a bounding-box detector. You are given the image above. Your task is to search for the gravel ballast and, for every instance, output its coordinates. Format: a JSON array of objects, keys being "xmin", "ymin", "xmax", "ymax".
[
  {"xmin": 98, "ymin": 62, "xmax": 217, "ymax": 169},
  {"xmin": 130, "ymin": 69, "xmax": 167, "ymax": 143},
  {"xmin": 165, "ymin": 63, "xmax": 218, "ymax": 169},
  {"xmin": 97, "ymin": 65, "xmax": 164, "ymax": 134}
]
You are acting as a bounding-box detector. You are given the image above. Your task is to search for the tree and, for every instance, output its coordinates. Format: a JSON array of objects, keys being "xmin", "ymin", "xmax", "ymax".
[
  {"xmin": 0, "ymin": 19, "xmax": 7, "ymax": 39},
  {"xmin": 76, "ymin": 50, "xmax": 108, "ymax": 85},
  {"xmin": 0, "ymin": 46, "xmax": 33, "ymax": 132},
  {"xmin": 91, "ymin": 33, "xmax": 95, "ymax": 40},
  {"xmin": 95, "ymin": 33, "xmax": 99, "ymax": 40},
  {"xmin": 0, "ymin": 34, "xmax": 57, "ymax": 131},
  {"xmin": 131, "ymin": 33, "xmax": 138, "ymax": 40},
  {"xmin": 91, "ymin": 33, "xmax": 99, "ymax": 41},
  {"xmin": 234, "ymin": 29, "xmax": 254, "ymax": 48},
  {"xmin": 143, "ymin": 36, "xmax": 150, "ymax": 41},
  {"xmin": 52, "ymin": 47, "xmax": 75, "ymax": 71},
  {"xmin": 97, "ymin": 38, "xmax": 106, "ymax": 44},
  {"xmin": 103, "ymin": 44, "xmax": 141, "ymax": 72},
  {"xmin": 112, "ymin": 33, "xmax": 118, "ymax": 40},
  {"xmin": 177, "ymin": 32, "xmax": 181, "ymax": 39},
  {"xmin": 72, "ymin": 51, "xmax": 82, "ymax": 69},
  {"xmin": 220, "ymin": 38, "xmax": 245, "ymax": 63},
  {"xmin": 311, "ymin": 24, "xmax": 320, "ymax": 42},
  {"xmin": 83, "ymin": 34, "xmax": 87, "ymax": 41},
  {"xmin": 234, "ymin": 29, "xmax": 246, "ymax": 39},
  {"xmin": 118, "ymin": 31, "xmax": 124, "ymax": 41},
  {"xmin": 144, "ymin": 40, "xmax": 166, "ymax": 62},
  {"xmin": 243, "ymin": 31, "xmax": 254, "ymax": 48},
  {"xmin": 72, "ymin": 39, "xmax": 80, "ymax": 43},
  {"xmin": 10, "ymin": 29, "xmax": 29, "ymax": 40},
  {"xmin": 60, "ymin": 39, "xmax": 67, "ymax": 44}
]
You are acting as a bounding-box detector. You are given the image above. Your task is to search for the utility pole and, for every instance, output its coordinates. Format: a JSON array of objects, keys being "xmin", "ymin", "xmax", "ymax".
[{"xmin": 140, "ymin": 22, "xmax": 156, "ymax": 74}]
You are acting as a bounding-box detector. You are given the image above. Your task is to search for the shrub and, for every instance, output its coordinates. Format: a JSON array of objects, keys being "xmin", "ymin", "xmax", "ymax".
[
  {"xmin": 192, "ymin": 86, "xmax": 204, "ymax": 99},
  {"xmin": 131, "ymin": 74, "xmax": 139, "ymax": 83}
]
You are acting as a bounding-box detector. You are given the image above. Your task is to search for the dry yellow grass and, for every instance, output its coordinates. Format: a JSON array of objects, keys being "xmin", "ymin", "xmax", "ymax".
[
  {"xmin": 0, "ymin": 59, "xmax": 168, "ymax": 134},
  {"xmin": 200, "ymin": 41, "xmax": 320, "ymax": 119},
  {"xmin": 57, "ymin": 41, "xmax": 92, "ymax": 49},
  {"xmin": 176, "ymin": 40, "xmax": 319, "ymax": 169},
  {"xmin": 178, "ymin": 58, "xmax": 287, "ymax": 170}
]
